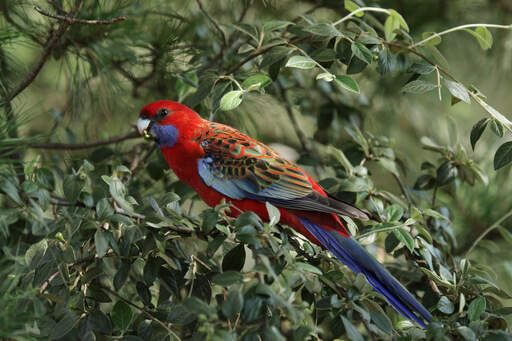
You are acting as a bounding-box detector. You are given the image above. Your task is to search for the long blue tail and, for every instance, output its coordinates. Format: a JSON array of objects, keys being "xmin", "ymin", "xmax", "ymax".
[{"xmin": 298, "ymin": 218, "xmax": 431, "ymax": 327}]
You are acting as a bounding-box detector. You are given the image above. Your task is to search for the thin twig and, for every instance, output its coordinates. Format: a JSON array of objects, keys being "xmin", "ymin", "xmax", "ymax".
[
  {"xmin": 100, "ymin": 285, "xmax": 183, "ymax": 341},
  {"xmin": 196, "ymin": 0, "xmax": 227, "ymax": 47},
  {"xmin": 225, "ymin": 35, "xmax": 312, "ymax": 75},
  {"xmin": 277, "ymin": 81, "xmax": 311, "ymax": 153},
  {"xmin": 34, "ymin": 6, "xmax": 127, "ymax": 25},
  {"xmin": 411, "ymin": 23, "xmax": 512, "ymax": 48},
  {"xmin": 392, "ymin": 173, "xmax": 414, "ymax": 206},
  {"xmin": 333, "ymin": 7, "xmax": 391, "ymax": 26},
  {"xmin": 465, "ymin": 209, "xmax": 512, "ymax": 257},
  {"xmin": 27, "ymin": 130, "xmax": 140, "ymax": 150},
  {"xmin": 3, "ymin": 0, "xmax": 82, "ymax": 102}
]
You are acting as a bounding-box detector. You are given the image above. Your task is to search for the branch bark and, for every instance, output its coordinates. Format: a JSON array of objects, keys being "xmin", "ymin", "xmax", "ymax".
[
  {"xmin": 28, "ymin": 130, "xmax": 140, "ymax": 150},
  {"xmin": 34, "ymin": 6, "xmax": 126, "ymax": 25}
]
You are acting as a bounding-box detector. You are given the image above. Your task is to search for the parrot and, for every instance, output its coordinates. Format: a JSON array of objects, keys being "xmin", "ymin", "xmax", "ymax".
[{"xmin": 137, "ymin": 100, "xmax": 432, "ymax": 327}]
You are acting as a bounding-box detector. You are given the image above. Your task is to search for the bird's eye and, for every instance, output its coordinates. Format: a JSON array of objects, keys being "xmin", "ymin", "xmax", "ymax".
[{"xmin": 157, "ymin": 108, "xmax": 169, "ymax": 120}]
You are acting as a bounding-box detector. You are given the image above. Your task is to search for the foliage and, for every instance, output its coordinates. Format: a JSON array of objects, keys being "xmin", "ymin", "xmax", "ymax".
[{"xmin": 1, "ymin": 0, "xmax": 512, "ymax": 340}]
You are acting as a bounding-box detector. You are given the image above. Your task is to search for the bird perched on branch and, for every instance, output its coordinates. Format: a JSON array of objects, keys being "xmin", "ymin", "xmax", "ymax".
[{"xmin": 137, "ymin": 100, "xmax": 432, "ymax": 327}]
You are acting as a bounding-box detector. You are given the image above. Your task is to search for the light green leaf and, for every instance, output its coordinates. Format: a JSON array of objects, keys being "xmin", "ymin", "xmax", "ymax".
[
  {"xmin": 465, "ymin": 27, "xmax": 493, "ymax": 50},
  {"xmin": 316, "ymin": 72, "xmax": 335, "ymax": 82},
  {"xmin": 384, "ymin": 15, "xmax": 400, "ymax": 41},
  {"xmin": 408, "ymin": 62, "xmax": 436, "ymax": 75},
  {"xmin": 334, "ymin": 75, "xmax": 360, "ymax": 93},
  {"xmin": 341, "ymin": 316, "xmax": 364, "ymax": 341},
  {"xmin": 351, "ymin": 42, "xmax": 373, "ymax": 64},
  {"xmin": 444, "ymin": 80, "xmax": 470, "ymax": 103},
  {"xmin": 220, "ymin": 90, "xmax": 244, "ymax": 111},
  {"xmin": 242, "ymin": 74, "xmax": 272, "ymax": 90},
  {"xmin": 295, "ymin": 262, "xmax": 323, "ymax": 275},
  {"xmin": 393, "ymin": 228, "xmax": 414, "ymax": 252},
  {"xmin": 285, "ymin": 55, "xmax": 316, "ymax": 69},
  {"xmin": 388, "ymin": 9, "xmax": 409, "ymax": 32},
  {"xmin": 95, "ymin": 229, "xmax": 110, "ymax": 257},
  {"xmin": 327, "ymin": 145, "xmax": 354, "ymax": 174},
  {"xmin": 401, "ymin": 80, "xmax": 437, "ymax": 94},
  {"xmin": 263, "ymin": 20, "xmax": 293, "ymax": 32},
  {"xmin": 421, "ymin": 32, "xmax": 442, "ymax": 46},
  {"xmin": 344, "ymin": 0, "xmax": 363, "ymax": 17},
  {"xmin": 265, "ymin": 201, "xmax": 280, "ymax": 227}
]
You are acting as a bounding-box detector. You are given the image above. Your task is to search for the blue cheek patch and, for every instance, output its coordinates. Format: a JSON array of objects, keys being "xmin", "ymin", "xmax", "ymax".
[{"xmin": 152, "ymin": 124, "xmax": 179, "ymax": 148}]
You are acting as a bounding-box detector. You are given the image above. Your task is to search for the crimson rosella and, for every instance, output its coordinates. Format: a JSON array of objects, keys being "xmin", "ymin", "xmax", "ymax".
[{"xmin": 137, "ymin": 100, "xmax": 431, "ymax": 327}]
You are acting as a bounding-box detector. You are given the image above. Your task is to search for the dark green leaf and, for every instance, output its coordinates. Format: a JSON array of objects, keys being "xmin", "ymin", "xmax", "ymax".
[
  {"xmin": 35, "ymin": 168, "xmax": 55, "ymax": 190},
  {"xmin": 336, "ymin": 39, "xmax": 352, "ymax": 65},
  {"xmin": 468, "ymin": 297, "xmax": 486, "ymax": 321},
  {"xmin": 114, "ymin": 261, "xmax": 131, "ymax": 291},
  {"xmin": 470, "ymin": 118, "xmax": 490, "ymax": 150},
  {"xmin": 184, "ymin": 296, "xmax": 214, "ymax": 317},
  {"xmin": 260, "ymin": 46, "xmax": 292, "ymax": 68},
  {"xmin": 111, "ymin": 301, "xmax": 132, "ymax": 331},
  {"xmin": 437, "ymin": 161, "xmax": 458, "ymax": 186},
  {"xmin": 347, "ymin": 56, "xmax": 367, "ymax": 74},
  {"xmin": 494, "ymin": 142, "xmax": 512, "ymax": 170},
  {"xmin": 457, "ymin": 326, "xmax": 477, "ymax": 341},
  {"xmin": 63, "ymin": 174, "xmax": 83, "ymax": 203},
  {"xmin": 341, "ymin": 316, "xmax": 364, "ymax": 341},
  {"xmin": 201, "ymin": 208, "xmax": 219, "ymax": 234},
  {"xmin": 334, "ymin": 75, "xmax": 360, "ymax": 94},
  {"xmin": 221, "ymin": 289, "xmax": 244, "ymax": 318},
  {"xmin": 393, "ymin": 229, "xmax": 415, "ymax": 252},
  {"xmin": 304, "ymin": 24, "xmax": 343, "ymax": 36},
  {"xmin": 310, "ymin": 48, "xmax": 337, "ymax": 62},
  {"xmin": 212, "ymin": 271, "xmax": 243, "ymax": 286},
  {"xmin": 351, "ymin": 42, "xmax": 373, "ymax": 64},
  {"xmin": 95, "ymin": 229, "xmax": 110, "ymax": 258},
  {"xmin": 136, "ymin": 281, "xmax": 152, "ymax": 306},
  {"xmin": 378, "ymin": 48, "xmax": 396, "ymax": 75},
  {"xmin": 490, "ymin": 119, "xmax": 504, "ymax": 137},
  {"xmin": 408, "ymin": 61, "xmax": 436, "ymax": 75},
  {"xmin": 370, "ymin": 310, "xmax": 392, "ymax": 334},
  {"xmin": 50, "ymin": 312, "xmax": 80, "ymax": 340},
  {"xmin": 222, "ymin": 244, "xmax": 246, "ymax": 272}
]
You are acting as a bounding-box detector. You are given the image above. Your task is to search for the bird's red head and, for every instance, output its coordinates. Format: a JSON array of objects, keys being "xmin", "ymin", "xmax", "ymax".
[{"xmin": 137, "ymin": 100, "xmax": 202, "ymax": 148}]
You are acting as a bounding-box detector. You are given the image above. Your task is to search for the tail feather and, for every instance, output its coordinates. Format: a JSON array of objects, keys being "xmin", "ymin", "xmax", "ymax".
[{"xmin": 297, "ymin": 217, "xmax": 431, "ymax": 327}]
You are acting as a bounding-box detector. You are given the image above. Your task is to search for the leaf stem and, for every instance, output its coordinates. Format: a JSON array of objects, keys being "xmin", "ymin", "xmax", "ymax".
[
  {"xmin": 410, "ymin": 23, "xmax": 512, "ymax": 48},
  {"xmin": 465, "ymin": 209, "xmax": 512, "ymax": 257},
  {"xmin": 333, "ymin": 7, "xmax": 391, "ymax": 26}
]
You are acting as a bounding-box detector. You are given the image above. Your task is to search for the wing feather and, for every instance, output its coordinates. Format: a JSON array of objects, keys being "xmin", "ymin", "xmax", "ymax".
[{"xmin": 196, "ymin": 122, "xmax": 368, "ymax": 220}]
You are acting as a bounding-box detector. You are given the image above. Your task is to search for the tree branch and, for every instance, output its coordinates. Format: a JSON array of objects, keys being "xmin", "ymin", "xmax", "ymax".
[
  {"xmin": 3, "ymin": 0, "xmax": 82, "ymax": 102},
  {"xmin": 34, "ymin": 6, "xmax": 127, "ymax": 25},
  {"xmin": 225, "ymin": 35, "xmax": 312, "ymax": 75},
  {"xmin": 28, "ymin": 130, "xmax": 140, "ymax": 150},
  {"xmin": 196, "ymin": 0, "xmax": 227, "ymax": 48}
]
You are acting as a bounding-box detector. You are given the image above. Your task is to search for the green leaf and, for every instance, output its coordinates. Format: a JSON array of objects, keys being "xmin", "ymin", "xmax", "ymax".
[
  {"xmin": 393, "ymin": 229, "xmax": 414, "ymax": 252},
  {"xmin": 200, "ymin": 208, "xmax": 219, "ymax": 234},
  {"xmin": 136, "ymin": 281, "xmax": 152, "ymax": 306},
  {"xmin": 265, "ymin": 201, "xmax": 280, "ymax": 227},
  {"xmin": 457, "ymin": 326, "xmax": 477, "ymax": 341},
  {"xmin": 437, "ymin": 296, "xmax": 455, "ymax": 314},
  {"xmin": 421, "ymin": 32, "xmax": 442, "ymax": 46},
  {"xmin": 63, "ymin": 175, "xmax": 83, "ymax": 204},
  {"xmin": 465, "ymin": 27, "xmax": 493, "ymax": 50},
  {"xmin": 263, "ymin": 20, "xmax": 293, "ymax": 32},
  {"xmin": 408, "ymin": 61, "xmax": 436, "ymax": 74},
  {"xmin": 351, "ymin": 42, "xmax": 373, "ymax": 64},
  {"xmin": 220, "ymin": 90, "xmax": 244, "ymax": 111},
  {"xmin": 346, "ymin": 56, "xmax": 367, "ymax": 74},
  {"xmin": 490, "ymin": 119, "xmax": 504, "ymax": 138},
  {"xmin": 494, "ymin": 141, "xmax": 512, "ymax": 170},
  {"xmin": 25, "ymin": 238, "xmax": 48, "ymax": 268},
  {"xmin": 96, "ymin": 198, "xmax": 114, "ymax": 220},
  {"xmin": 242, "ymin": 74, "xmax": 272, "ymax": 90},
  {"xmin": 260, "ymin": 46, "xmax": 292, "ymax": 68},
  {"xmin": 378, "ymin": 48, "xmax": 396, "ymax": 75},
  {"xmin": 401, "ymin": 80, "xmax": 436, "ymax": 94},
  {"xmin": 370, "ymin": 310, "xmax": 392, "ymax": 334},
  {"xmin": 344, "ymin": 0, "xmax": 363, "ymax": 17},
  {"xmin": 470, "ymin": 118, "xmax": 490, "ymax": 151},
  {"xmin": 468, "ymin": 297, "xmax": 486, "ymax": 321},
  {"xmin": 316, "ymin": 72, "xmax": 335, "ymax": 82},
  {"xmin": 334, "ymin": 75, "xmax": 360, "ymax": 94},
  {"xmin": 437, "ymin": 161, "xmax": 458, "ymax": 186},
  {"xmin": 388, "ymin": 9, "xmax": 409, "ymax": 32},
  {"xmin": 114, "ymin": 261, "xmax": 131, "ymax": 291},
  {"xmin": 35, "ymin": 168, "xmax": 55, "ymax": 190},
  {"xmin": 341, "ymin": 316, "xmax": 364, "ymax": 341},
  {"xmin": 384, "ymin": 15, "xmax": 400, "ymax": 41},
  {"xmin": 304, "ymin": 23, "xmax": 343, "ymax": 36},
  {"xmin": 111, "ymin": 301, "xmax": 132, "ymax": 331},
  {"xmin": 221, "ymin": 289, "xmax": 244, "ymax": 318},
  {"xmin": 285, "ymin": 55, "xmax": 316, "ymax": 69},
  {"xmin": 95, "ymin": 229, "xmax": 109, "ymax": 258},
  {"xmin": 50, "ymin": 312, "xmax": 80, "ymax": 339},
  {"xmin": 213, "ymin": 271, "xmax": 243, "ymax": 286},
  {"xmin": 444, "ymin": 80, "xmax": 470, "ymax": 103},
  {"xmin": 222, "ymin": 244, "xmax": 246, "ymax": 272},
  {"xmin": 310, "ymin": 48, "xmax": 337, "ymax": 62},
  {"xmin": 184, "ymin": 296, "xmax": 215, "ymax": 317},
  {"xmin": 386, "ymin": 204, "xmax": 404, "ymax": 221},
  {"xmin": 295, "ymin": 262, "xmax": 323, "ymax": 275}
]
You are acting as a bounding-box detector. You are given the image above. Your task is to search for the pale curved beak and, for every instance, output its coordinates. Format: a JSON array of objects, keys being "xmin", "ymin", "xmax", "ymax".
[{"xmin": 137, "ymin": 118, "xmax": 151, "ymax": 135}]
